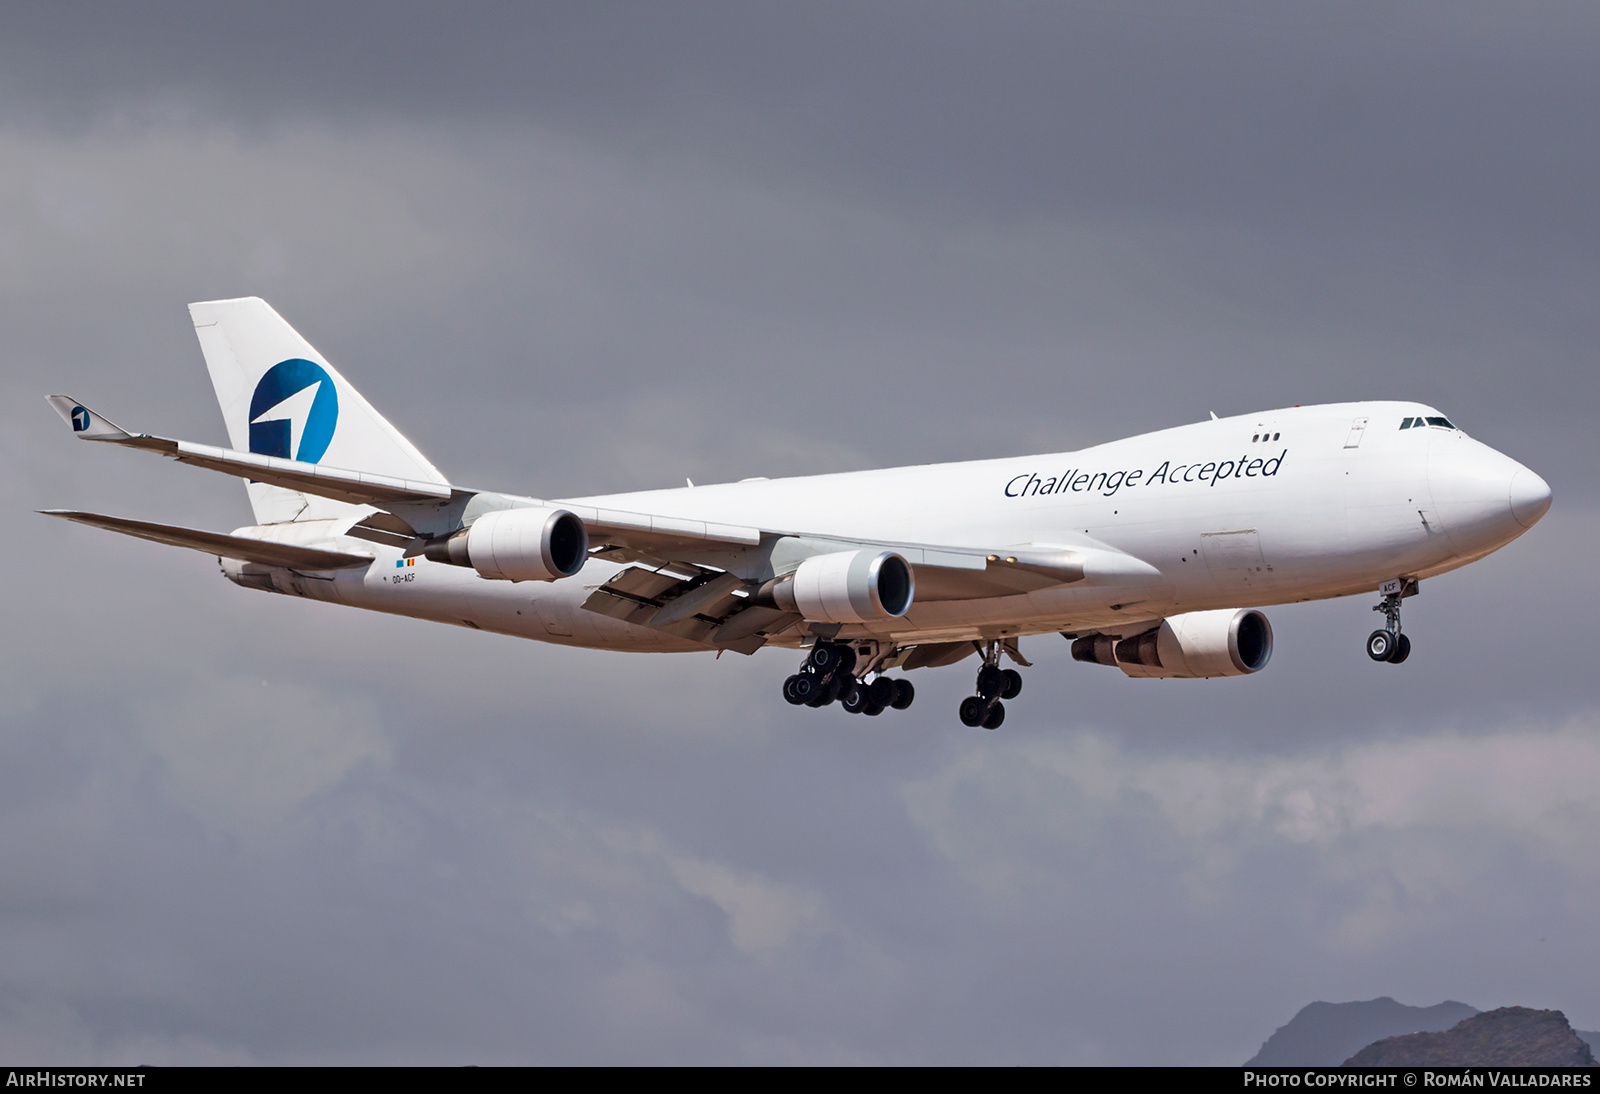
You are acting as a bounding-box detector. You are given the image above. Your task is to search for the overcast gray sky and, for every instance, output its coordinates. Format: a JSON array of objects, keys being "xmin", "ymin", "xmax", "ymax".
[{"xmin": 2, "ymin": 1, "xmax": 1597, "ymax": 1064}]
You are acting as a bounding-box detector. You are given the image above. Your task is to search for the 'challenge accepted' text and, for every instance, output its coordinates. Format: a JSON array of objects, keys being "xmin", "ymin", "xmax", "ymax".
[{"xmin": 1004, "ymin": 449, "xmax": 1287, "ymax": 499}]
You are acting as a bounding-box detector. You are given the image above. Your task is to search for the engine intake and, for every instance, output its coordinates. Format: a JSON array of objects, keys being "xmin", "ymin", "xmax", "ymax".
[
  {"xmin": 424, "ymin": 506, "xmax": 588, "ymax": 582},
  {"xmin": 1071, "ymin": 608, "xmax": 1273, "ymax": 678},
  {"xmin": 762, "ymin": 549, "xmax": 914, "ymax": 623}
]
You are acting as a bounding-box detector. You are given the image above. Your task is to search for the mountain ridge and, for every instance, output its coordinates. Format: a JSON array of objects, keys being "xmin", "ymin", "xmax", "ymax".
[
  {"xmin": 1249, "ymin": 997, "xmax": 1600, "ymax": 1066},
  {"xmin": 1344, "ymin": 1006, "xmax": 1596, "ymax": 1066},
  {"xmin": 1248, "ymin": 997, "xmax": 1478, "ymax": 1066}
]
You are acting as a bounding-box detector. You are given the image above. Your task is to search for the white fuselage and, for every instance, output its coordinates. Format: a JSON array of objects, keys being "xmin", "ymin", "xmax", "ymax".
[{"xmin": 237, "ymin": 402, "xmax": 1548, "ymax": 654}]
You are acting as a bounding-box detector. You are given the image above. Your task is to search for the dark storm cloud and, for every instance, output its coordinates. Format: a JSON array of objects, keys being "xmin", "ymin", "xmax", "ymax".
[
  {"xmin": 7, "ymin": 2, "xmax": 1594, "ymax": 488},
  {"xmin": 2, "ymin": 1, "xmax": 1598, "ymax": 1065},
  {"xmin": 5, "ymin": 2, "xmax": 1598, "ymax": 225}
]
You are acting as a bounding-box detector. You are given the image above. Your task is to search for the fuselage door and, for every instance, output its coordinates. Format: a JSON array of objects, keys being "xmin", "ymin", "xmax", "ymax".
[
  {"xmin": 1344, "ymin": 416, "xmax": 1369, "ymax": 448},
  {"xmin": 1200, "ymin": 529, "xmax": 1270, "ymax": 587},
  {"xmin": 533, "ymin": 597, "xmax": 574, "ymax": 636}
]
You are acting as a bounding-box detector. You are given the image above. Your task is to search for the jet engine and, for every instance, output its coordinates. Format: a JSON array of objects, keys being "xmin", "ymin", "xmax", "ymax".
[
  {"xmin": 762, "ymin": 549, "xmax": 914, "ymax": 623},
  {"xmin": 1071, "ymin": 608, "xmax": 1273, "ymax": 678},
  {"xmin": 424, "ymin": 506, "xmax": 589, "ymax": 582}
]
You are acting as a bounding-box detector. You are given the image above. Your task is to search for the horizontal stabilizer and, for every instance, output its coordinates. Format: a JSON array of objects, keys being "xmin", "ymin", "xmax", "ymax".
[
  {"xmin": 39, "ymin": 510, "xmax": 374, "ymax": 570},
  {"xmin": 46, "ymin": 395, "xmax": 452, "ymax": 507}
]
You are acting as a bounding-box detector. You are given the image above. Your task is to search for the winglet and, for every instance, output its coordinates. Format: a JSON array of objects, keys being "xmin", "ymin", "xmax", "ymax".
[{"xmin": 45, "ymin": 396, "xmax": 135, "ymax": 441}]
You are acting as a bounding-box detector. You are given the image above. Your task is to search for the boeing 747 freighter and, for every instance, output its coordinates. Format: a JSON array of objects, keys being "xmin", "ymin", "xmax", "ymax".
[{"xmin": 44, "ymin": 298, "xmax": 1551, "ymax": 727}]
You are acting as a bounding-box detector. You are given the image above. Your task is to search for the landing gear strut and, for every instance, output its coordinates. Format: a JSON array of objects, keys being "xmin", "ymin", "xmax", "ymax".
[
  {"xmin": 1366, "ymin": 578, "xmax": 1416, "ymax": 664},
  {"xmin": 959, "ymin": 642, "xmax": 1023, "ymax": 729},
  {"xmin": 782, "ymin": 641, "xmax": 914, "ymax": 716}
]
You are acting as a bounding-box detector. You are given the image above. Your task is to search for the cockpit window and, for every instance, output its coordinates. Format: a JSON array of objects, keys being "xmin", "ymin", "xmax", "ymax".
[
  {"xmin": 1425, "ymin": 416, "xmax": 1455, "ymax": 429},
  {"xmin": 1400, "ymin": 417, "xmax": 1415, "ymax": 429},
  {"xmin": 1401, "ymin": 415, "xmax": 1456, "ymax": 430}
]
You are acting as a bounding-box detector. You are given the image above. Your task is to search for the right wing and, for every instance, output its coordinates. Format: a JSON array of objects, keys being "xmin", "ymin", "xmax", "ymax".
[{"xmin": 46, "ymin": 396, "xmax": 452, "ymax": 508}]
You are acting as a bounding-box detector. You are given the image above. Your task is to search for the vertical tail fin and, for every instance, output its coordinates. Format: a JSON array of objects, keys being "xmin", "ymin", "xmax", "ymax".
[{"xmin": 188, "ymin": 297, "xmax": 448, "ymax": 524}]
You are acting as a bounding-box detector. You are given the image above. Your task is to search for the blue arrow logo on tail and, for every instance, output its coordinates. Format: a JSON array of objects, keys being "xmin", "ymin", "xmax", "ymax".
[{"xmin": 248, "ymin": 359, "xmax": 339, "ymax": 463}]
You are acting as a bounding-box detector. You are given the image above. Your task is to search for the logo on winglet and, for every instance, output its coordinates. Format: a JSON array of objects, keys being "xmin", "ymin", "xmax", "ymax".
[
  {"xmin": 71, "ymin": 406, "xmax": 90, "ymax": 432},
  {"xmin": 248, "ymin": 359, "xmax": 338, "ymax": 463}
]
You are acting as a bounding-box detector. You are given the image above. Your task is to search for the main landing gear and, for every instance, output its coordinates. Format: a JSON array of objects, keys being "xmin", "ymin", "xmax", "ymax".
[
  {"xmin": 782, "ymin": 641, "xmax": 914, "ymax": 717},
  {"xmin": 958, "ymin": 642, "xmax": 1023, "ymax": 730},
  {"xmin": 1366, "ymin": 578, "xmax": 1417, "ymax": 665}
]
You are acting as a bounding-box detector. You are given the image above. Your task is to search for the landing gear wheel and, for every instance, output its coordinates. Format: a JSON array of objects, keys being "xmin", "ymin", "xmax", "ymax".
[
  {"xmin": 863, "ymin": 702, "xmax": 884, "ymax": 717},
  {"xmin": 840, "ymin": 680, "xmax": 868, "ymax": 714},
  {"xmin": 806, "ymin": 676, "xmax": 838, "ymax": 707},
  {"xmin": 867, "ymin": 677, "xmax": 896, "ymax": 708},
  {"xmin": 1000, "ymin": 669, "xmax": 1023, "ymax": 700},
  {"xmin": 976, "ymin": 664, "xmax": 1005, "ymax": 699},
  {"xmin": 982, "ymin": 701, "xmax": 1006, "ymax": 730},
  {"xmin": 808, "ymin": 644, "xmax": 842, "ymax": 674},
  {"xmin": 1369, "ymin": 583, "xmax": 1415, "ymax": 665},
  {"xmin": 890, "ymin": 679, "xmax": 915, "ymax": 710},
  {"xmin": 1388, "ymin": 633, "xmax": 1411, "ymax": 664},
  {"xmin": 1366, "ymin": 630, "xmax": 1396, "ymax": 662},
  {"xmin": 786, "ymin": 674, "xmax": 816, "ymax": 704},
  {"xmin": 959, "ymin": 696, "xmax": 987, "ymax": 727}
]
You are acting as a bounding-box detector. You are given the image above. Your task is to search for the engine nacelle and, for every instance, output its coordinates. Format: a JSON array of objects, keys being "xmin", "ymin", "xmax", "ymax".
[
  {"xmin": 765, "ymin": 549, "xmax": 914, "ymax": 623},
  {"xmin": 424, "ymin": 506, "xmax": 588, "ymax": 582},
  {"xmin": 1071, "ymin": 608, "xmax": 1273, "ymax": 678}
]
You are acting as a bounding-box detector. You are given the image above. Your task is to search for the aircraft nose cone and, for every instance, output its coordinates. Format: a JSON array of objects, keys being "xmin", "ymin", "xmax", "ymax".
[
  {"xmin": 1427, "ymin": 439, "xmax": 1549, "ymax": 553},
  {"xmin": 1509, "ymin": 467, "xmax": 1552, "ymax": 528}
]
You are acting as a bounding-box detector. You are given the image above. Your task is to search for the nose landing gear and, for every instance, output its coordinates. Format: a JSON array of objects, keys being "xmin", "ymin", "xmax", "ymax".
[
  {"xmin": 958, "ymin": 643, "xmax": 1024, "ymax": 729},
  {"xmin": 1366, "ymin": 578, "xmax": 1417, "ymax": 664}
]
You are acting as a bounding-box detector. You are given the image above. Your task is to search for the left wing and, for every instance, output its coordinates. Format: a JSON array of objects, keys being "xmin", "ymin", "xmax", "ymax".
[
  {"xmin": 45, "ymin": 395, "xmax": 1157, "ymax": 653},
  {"xmin": 560, "ymin": 501, "xmax": 1095, "ymax": 599},
  {"xmin": 570, "ymin": 521, "xmax": 1155, "ymax": 654},
  {"xmin": 40, "ymin": 510, "xmax": 374, "ymax": 570},
  {"xmin": 558, "ymin": 504, "xmax": 1104, "ymax": 652}
]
